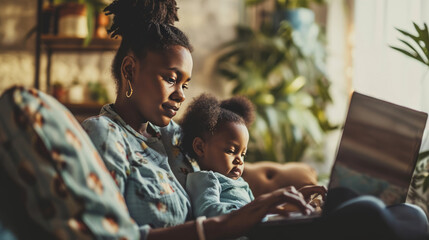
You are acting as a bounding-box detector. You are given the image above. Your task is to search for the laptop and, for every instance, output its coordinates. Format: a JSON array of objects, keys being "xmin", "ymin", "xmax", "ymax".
[{"xmin": 259, "ymin": 91, "xmax": 428, "ymax": 226}]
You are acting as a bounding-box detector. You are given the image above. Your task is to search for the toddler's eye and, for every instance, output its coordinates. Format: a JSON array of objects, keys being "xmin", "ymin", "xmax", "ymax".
[
  {"xmin": 226, "ymin": 149, "xmax": 234, "ymax": 154},
  {"xmin": 183, "ymin": 84, "xmax": 189, "ymax": 90}
]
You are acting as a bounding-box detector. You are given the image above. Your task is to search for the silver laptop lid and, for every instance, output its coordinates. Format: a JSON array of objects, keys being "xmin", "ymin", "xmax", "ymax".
[{"xmin": 328, "ymin": 92, "xmax": 428, "ymax": 205}]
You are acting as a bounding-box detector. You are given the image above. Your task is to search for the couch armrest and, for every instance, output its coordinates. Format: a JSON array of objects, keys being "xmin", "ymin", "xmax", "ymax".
[{"xmin": 242, "ymin": 161, "xmax": 318, "ymax": 198}]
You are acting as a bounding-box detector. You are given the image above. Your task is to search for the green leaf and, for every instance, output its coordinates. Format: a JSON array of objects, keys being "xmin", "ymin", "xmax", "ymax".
[
  {"xmin": 83, "ymin": 3, "xmax": 95, "ymax": 47},
  {"xmin": 284, "ymin": 76, "xmax": 306, "ymax": 94},
  {"xmin": 396, "ymin": 27, "xmax": 420, "ymax": 42},
  {"xmin": 418, "ymin": 150, "xmax": 429, "ymax": 161},
  {"xmin": 422, "ymin": 175, "xmax": 429, "ymax": 192},
  {"xmin": 421, "ymin": 23, "xmax": 429, "ymax": 51},
  {"xmin": 398, "ymin": 39, "xmax": 427, "ymax": 63},
  {"xmin": 392, "ymin": 23, "xmax": 429, "ymax": 67},
  {"xmin": 390, "ymin": 46, "xmax": 424, "ymax": 63},
  {"xmin": 245, "ymin": 0, "xmax": 266, "ymax": 6},
  {"xmin": 213, "ymin": 3, "xmax": 333, "ymax": 163},
  {"xmin": 412, "ymin": 23, "xmax": 429, "ymax": 62}
]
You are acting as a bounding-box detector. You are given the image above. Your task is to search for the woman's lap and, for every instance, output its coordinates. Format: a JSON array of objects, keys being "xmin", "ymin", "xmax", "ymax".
[
  {"xmin": 325, "ymin": 188, "xmax": 428, "ymax": 240},
  {"xmin": 248, "ymin": 187, "xmax": 429, "ymax": 240}
]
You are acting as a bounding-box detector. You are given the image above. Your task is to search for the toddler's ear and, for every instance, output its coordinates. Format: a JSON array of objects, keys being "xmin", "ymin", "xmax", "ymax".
[{"xmin": 192, "ymin": 137, "xmax": 205, "ymax": 158}]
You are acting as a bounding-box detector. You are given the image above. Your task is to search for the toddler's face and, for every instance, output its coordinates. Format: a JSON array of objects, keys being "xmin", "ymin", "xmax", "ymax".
[{"xmin": 199, "ymin": 122, "xmax": 249, "ymax": 180}]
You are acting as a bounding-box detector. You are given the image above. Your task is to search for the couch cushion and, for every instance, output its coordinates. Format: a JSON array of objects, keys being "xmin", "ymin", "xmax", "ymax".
[
  {"xmin": 0, "ymin": 86, "xmax": 139, "ymax": 239},
  {"xmin": 242, "ymin": 161, "xmax": 318, "ymax": 197}
]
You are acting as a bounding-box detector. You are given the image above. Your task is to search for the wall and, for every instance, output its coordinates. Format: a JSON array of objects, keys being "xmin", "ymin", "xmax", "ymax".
[
  {"xmin": 352, "ymin": 0, "xmax": 429, "ymax": 151},
  {"xmin": 0, "ymin": 0, "xmax": 37, "ymax": 91},
  {"xmin": 0, "ymin": 0, "xmax": 345, "ymax": 176},
  {"xmin": 0, "ymin": 0, "xmax": 243, "ymax": 119}
]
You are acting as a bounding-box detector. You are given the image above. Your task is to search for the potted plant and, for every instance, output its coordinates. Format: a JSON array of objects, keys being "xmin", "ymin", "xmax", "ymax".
[
  {"xmin": 246, "ymin": 0, "xmax": 325, "ymax": 30},
  {"xmin": 68, "ymin": 79, "xmax": 85, "ymax": 103},
  {"xmin": 56, "ymin": 1, "xmax": 88, "ymax": 38},
  {"xmin": 215, "ymin": 6, "xmax": 335, "ymax": 163},
  {"xmin": 390, "ymin": 22, "xmax": 429, "ymax": 219},
  {"xmin": 87, "ymin": 81, "xmax": 109, "ymax": 104},
  {"xmin": 390, "ymin": 22, "xmax": 429, "ymax": 67},
  {"xmin": 246, "ymin": 0, "xmax": 325, "ymax": 9},
  {"xmin": 53, "ymin": 0, "xmax": 110, "ymax": 45},
  {"xmin": 51, "ymin": 82, "xmax": 67, "ymax": 102}
]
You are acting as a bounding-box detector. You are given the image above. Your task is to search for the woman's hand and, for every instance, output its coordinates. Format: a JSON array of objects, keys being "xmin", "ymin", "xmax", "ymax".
[
  {"xmin": 212, "ymin": 186, "xmax": 313, "ymax": 239},
  {"xmin": 298, "ymin": 185, "xmax": 327, "ymax": 202},
  {"xmin": 298, "ymin": 185, "xmax": 327, "ymax": 210}
]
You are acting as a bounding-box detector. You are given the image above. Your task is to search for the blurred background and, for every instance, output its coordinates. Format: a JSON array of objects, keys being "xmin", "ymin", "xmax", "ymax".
[{"xmin": 2, "ymin": 0, "xmax": 429, "ymax": 179}]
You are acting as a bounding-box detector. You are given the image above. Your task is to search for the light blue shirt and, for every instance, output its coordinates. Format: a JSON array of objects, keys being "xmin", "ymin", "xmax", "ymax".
[
  {"xmin": 82, "ymin": 104, "xmax": 199, "ymax": 240},
  {"xmin": 186, "ymin": 171, "xmax": 254, "ymax": 218}
]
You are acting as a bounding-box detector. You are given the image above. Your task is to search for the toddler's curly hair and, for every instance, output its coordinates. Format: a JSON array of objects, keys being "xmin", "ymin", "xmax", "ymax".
[{"xmin": 180, "ymin": 93, "xmax": 255, "ymax": 158}]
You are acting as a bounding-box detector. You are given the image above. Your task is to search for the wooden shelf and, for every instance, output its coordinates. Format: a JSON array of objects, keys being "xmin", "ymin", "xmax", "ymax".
[
  {"xmin": 40, "ymin": 35, "xmax": 121, "ymax": 90},
  {"xmin": 63, "ymin": 102, "xmax": 105, "ymax": 122},
  {"xmin": 41, "ymin": 35, "xmax": 120, "ymax": 51}
]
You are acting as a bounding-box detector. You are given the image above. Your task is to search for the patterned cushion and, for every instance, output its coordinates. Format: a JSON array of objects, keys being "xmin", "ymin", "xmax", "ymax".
[{"xmin": 0, "ymin": 86, "xmax": 139, "ymax": 239}]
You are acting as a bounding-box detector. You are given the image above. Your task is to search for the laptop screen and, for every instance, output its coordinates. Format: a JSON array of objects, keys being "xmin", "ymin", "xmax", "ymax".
[{"xmin": 328, "ymin": 92, "xmax": 428, "ymax": 205}]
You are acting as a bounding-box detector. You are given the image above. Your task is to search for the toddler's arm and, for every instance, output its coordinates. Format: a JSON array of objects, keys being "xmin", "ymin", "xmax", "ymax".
[{"xmin": 186, "ymin": 171, "xmax": 240, "ymax": 218}]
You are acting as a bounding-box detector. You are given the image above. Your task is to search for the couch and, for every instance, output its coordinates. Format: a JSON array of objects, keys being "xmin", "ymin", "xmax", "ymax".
[
  {"xmin": 0, "ymin": 86, "xmax": 318, "ymax": 239},
  {"xmin": 243, "ymin": 161, "xmax": 317, "ymax": 197}
]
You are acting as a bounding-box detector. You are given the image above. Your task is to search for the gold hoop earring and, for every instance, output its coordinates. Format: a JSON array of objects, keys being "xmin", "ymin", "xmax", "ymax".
[{"xmin": 126, "ymin": 79, "xmax": 133, "ymax": 98}]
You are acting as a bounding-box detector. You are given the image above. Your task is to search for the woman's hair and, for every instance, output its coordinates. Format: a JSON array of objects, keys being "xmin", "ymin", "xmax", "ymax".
[
  {"xmin": 180, "ymin": 93, "xmax": 255, "ymax": 158},
  {"xmin": 104, "ymin": 0, "xmax": 192, "ymax": 93}
]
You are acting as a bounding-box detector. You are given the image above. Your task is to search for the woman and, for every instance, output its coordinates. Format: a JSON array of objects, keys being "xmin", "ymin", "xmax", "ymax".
[{"xmin": 82, "ymin": 0, "xmax": 324, "ymax": 239}]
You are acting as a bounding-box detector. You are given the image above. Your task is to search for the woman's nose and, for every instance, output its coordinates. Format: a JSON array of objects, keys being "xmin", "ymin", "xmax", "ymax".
[{"xmin": 171, "ymin": 87, "xmax": 186, "ymax": 103}]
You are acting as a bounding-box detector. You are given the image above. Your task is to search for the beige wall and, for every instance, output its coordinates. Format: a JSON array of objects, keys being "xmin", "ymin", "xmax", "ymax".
[
  {"xmin": 0, "ymin": 0, "xmax": 243, "ymax": 119},
  {"xmin": 0, "ymin": 0, "xmax": 37, "ymax": 92}
]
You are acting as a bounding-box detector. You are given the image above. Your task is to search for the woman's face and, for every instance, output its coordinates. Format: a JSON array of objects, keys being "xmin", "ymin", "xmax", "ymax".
[
  {"xmin": 131, "ymin": 45, "xmax": 193, "ymax": 127},
  {"xmin": 198, "ymin": 122, "xmax": 249, "ymax": 180}
]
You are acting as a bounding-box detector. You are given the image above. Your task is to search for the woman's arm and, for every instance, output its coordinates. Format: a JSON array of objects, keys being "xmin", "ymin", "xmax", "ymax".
[{"xmin": 148, "ymin": 186, "xmax": 313, "ymax": 240}]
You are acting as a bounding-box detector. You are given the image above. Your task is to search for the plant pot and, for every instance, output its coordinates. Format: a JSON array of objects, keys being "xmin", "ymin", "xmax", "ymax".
[
  {"xmin": 52, "ymin": 84, "xmax": 67, "ymax": 103},
  {"xmin": 273, "ymin": 8, "xmax": 315, "ymax": 32},
  {"xmin": 68, "ymin": 84, "xmax": 85, "ymax": 103},
  {"xmin": 94, "ymin": 13, "xmax": 109, "ymax": 38},
  {"xmin": 274, "ymin": 8, "xmax": 319, "ymax": 56},
  {"xmin": 57, "ymin": 3, "xmax": 88, "ymax": 38}
]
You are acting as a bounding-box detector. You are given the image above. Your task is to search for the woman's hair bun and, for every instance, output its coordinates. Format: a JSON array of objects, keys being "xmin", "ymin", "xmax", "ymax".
[
  {"xmin": 105, "ymin": 0, "xmax": 179, "ymax": 38},
  {"xmin": 220, "ymin": 96, "xmax": 255, "ymax": 126}
]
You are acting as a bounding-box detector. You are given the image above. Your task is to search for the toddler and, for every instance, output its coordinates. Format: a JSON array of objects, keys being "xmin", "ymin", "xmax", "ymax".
[{"xmin": 181, "ymin": 93, "xmax": 255, "ymax": 218}]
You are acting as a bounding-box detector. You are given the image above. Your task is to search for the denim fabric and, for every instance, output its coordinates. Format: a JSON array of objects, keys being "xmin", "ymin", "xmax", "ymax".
[
  {"xmin": 186, "ymin": 171, "xmax": 254, "ymax": 218},
  {"xmin": 0, "ymin": 223, "xmax": 16, "ymax": 240},
  {"xmin": 82, "ymin": 104, "xmax": 197, "ymax": 236},
  {"xmin": 0, "ymin": 86, "xmax": 140, "ymax": 240}
]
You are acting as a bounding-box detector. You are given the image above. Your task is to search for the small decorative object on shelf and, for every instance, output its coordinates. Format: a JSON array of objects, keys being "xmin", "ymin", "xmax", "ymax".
[
  {"xmin": 68, "ymin": 79, "xmax": 85, "ymax": 103},
  {"xmin": 87, "ymin": 81, "xmax": 109, "ymax": 104},
  {"xmin": 52, "ymin": 82, "xmax": 67, "ymax": 103},
  {"xmin": 43, "ymin": 0, "xmax": 112, "ymax": 44},
  {"xmin": 95, "ymin": 12, "xmax": 109, "ymax": 38},
  {"xmin": 57, "ymin": 2, "xmax": 88, "ymax": 38}
]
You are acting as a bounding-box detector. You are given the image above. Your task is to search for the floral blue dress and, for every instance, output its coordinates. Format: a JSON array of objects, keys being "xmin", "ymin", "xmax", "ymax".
[{"xmin": 82, "ymin": 104, "xmax": 199, "ymax": 240}]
